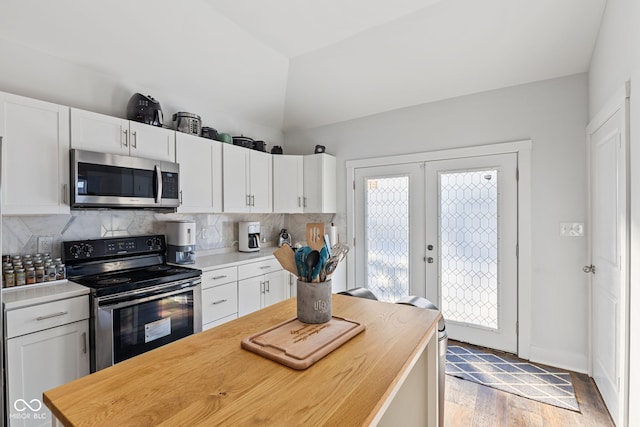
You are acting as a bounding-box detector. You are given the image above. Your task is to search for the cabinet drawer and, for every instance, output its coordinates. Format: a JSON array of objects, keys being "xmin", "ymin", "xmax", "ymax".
[
  {"xmin": 202, "ymin": 282, "xmax": 238, "ymax": 325},
  {"xmin": 203, "ymin": 313, "xmax": 237, "ymax": 331},
  {"xmin": 6, "ymin": 296, "xmax": 89, "ymax": 338},
  {"xmin": 238, "ymin": 257, "xmax": 281, "ymax": 280},
  {"xmin": 202, "ymin": 266, "xmax": 237, "ymax": 289}
]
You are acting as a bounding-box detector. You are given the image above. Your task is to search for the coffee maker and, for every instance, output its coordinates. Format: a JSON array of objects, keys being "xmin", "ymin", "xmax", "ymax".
[
  {"xmin": 166, "ymin": 220, "xmax": 196, "ymax": 264},
  {"xmin": 239, "ymin": 221, "xmax": 260, "ymax": 252}
]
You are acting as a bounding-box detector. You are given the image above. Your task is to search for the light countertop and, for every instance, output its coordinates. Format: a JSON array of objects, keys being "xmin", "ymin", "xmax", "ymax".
[
  {"xmin": 190, "ymin": 247, "xmax": 279, "ymax": 270},
  {"xmin": 2, "ymin": 280, "xmax": 89, "ymax": 310}
]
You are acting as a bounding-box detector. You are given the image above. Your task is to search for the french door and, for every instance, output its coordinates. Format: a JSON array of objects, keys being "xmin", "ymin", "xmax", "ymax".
[
  {"xmin": 354, "ymin": 163, "xmax": 425, "ymax": 301},
  {"xmin": 354, "ymin": 153, "xmax": 518, "ymax": 353},
  {"xmin": 425, "ymin": 153, "xmax": 518, "ymax": 353}
]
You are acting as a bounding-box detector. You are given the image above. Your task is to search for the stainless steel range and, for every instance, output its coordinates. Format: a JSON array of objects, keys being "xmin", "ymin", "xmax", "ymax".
[{"xmin": 64, "ymin": 235, "xmax": 202, "ymax": 372}]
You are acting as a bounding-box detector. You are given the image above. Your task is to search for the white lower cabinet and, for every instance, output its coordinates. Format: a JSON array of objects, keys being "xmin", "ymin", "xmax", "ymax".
[
  {"xmin": 201, "ymin": 266, "xmax": 238, "ymax": 331},
  {"xmin": 237, "ymin": 258, "xmax": 289, "ymax": 317},
  {"xmin": 5, "ymin": 296, "xmax": 90, "ymax": 427}
]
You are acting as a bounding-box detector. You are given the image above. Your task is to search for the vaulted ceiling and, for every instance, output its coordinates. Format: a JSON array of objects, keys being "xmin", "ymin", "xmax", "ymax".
[{"xmin": 0, "ymin": 0, "xmax": 607, "ymax": 131}]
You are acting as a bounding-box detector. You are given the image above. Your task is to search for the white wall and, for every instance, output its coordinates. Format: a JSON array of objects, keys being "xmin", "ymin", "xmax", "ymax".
[
  {"xmin": 0, "ymin": 0, "xmax": 287, "ymax": 144},
  {"xmin": 589, "ymin": 0, "xmax": 639, "ymax": 424},
  {"xmin": 285, "ymin": 73, "xmax": 590, "ymax": 372}
]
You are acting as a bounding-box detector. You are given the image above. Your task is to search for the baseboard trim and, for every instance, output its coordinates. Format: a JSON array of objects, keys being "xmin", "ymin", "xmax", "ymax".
[{"xmin": 529, "ymin": 346, "xmax": 588, "ymax": 374}]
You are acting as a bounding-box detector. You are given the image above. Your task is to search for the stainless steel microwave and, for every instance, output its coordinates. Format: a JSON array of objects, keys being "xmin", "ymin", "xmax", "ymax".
[{"xmin": 70, "ymin": 149, "xmax": 180, "ymax": 209}]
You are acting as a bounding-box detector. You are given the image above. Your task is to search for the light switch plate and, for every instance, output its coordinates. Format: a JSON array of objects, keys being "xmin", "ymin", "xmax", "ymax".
[{"xmin": 560, "ymin": 222, "xmax": 584, "ymax": 237}]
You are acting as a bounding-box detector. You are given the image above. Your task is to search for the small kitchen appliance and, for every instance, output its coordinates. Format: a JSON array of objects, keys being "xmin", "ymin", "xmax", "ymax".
[
  {"xmin": 166, "ymin": 220, "xmax": 196, "ymax": 265},
  {"xmin": 64, "ymin": 235, "xmax": 202, "ymax": 372},
  {"xmin": 239, "ymin": 221, "xmax": 260, "ymax": 252},
  {"xmin": 278, "ymin": 229, "xmax": 292, "ymax": 247},
  {"xmin": 126, "ymin": 93, "xmax": 164, "ymax": 127},
  {"xmin": 173, "ymin": 112, "xmax": 202, "ymax": 135}
]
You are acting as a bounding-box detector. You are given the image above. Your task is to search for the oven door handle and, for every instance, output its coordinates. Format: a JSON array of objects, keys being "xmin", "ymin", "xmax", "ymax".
[{"xmin": 97, "ymin": 280, "xmax": 201, "ymax": 309}]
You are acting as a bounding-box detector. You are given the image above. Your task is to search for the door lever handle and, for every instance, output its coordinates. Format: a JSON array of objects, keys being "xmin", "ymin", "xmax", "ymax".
[{"xmin": 583, "ymin": 265, "xmax": 596, "ymax": 274}]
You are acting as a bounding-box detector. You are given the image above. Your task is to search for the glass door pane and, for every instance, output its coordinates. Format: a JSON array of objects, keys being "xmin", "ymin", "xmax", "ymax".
[
  {"xmin": 440, "ymin": 169, "xmax": 498, "ymax": 329},
  {"xmin": 365, "ymin": 176, "xmax": 410, "ymax": 302}
]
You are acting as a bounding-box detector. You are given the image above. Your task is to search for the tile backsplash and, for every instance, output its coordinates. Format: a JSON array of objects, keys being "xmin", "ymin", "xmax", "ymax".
[{"xmin": 1, "ymin": 211, "xmax": 343, "ymax": 258}]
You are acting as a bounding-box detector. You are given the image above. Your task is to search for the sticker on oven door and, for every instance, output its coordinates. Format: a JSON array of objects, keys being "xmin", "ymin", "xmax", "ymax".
[{"xmin": 145, "ymin": 317, "xmax": 172, "ymax": 343}]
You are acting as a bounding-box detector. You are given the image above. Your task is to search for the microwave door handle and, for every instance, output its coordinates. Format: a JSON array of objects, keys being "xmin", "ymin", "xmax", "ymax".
[{"xmin": 155, "ymin": 165, "xmax": 162, "ymax": 204}]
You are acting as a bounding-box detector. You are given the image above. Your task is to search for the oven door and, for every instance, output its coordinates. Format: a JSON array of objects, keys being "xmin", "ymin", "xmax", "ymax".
[{"xmin": 93, "ymin": 278, "xmax": 202, "ymax": 372}]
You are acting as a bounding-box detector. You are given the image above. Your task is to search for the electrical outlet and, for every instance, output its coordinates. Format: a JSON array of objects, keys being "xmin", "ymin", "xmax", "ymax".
[
  {"xmin": 560, "ymin": 222, "xmax": 584, "ymax": 237},
  {"xmin": 37, "ymin": 236, "xmax": 54, "ymax": 253}
]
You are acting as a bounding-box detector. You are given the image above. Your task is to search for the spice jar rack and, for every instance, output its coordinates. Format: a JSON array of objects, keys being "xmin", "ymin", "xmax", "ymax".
[{"xmin": 2, "ymin": 253, "xmax": 66, "ymax": 289}]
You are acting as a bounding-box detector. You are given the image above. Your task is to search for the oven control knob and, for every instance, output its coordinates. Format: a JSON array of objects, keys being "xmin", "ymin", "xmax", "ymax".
[
  {"xmin": 146, "ymin": 238, "xmax": 153, "ymax": 247},
  {"xmin": 70, "ymin": 245, "xmax": 80, "ymax": 257},
  {"xmin": 83, "ymin": 244, "xmax": 94, "ymax": 256},
  {"xmin": 154, "ymin": 237, "xmax": 162, "ymax": 247}
]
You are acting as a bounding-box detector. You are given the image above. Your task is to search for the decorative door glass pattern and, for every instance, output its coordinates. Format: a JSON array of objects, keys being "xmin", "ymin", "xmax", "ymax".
[
  {"xmin": 366, "ymin": 176, "xmax": 409, "ymax": 302},
  {"xmin": 440, "ymin": 169, "xmax": 498, "ymax": 329}
]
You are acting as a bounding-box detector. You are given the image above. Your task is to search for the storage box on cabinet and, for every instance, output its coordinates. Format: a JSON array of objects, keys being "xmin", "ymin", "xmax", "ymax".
[{"xmin": 201, "ymin": 266, "xmax": 238, "ymax": 330}]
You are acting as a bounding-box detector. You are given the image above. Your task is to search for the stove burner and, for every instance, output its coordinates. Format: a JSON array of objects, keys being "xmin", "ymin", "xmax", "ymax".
[
  {"xmin": 147, "ymin": 265, "xmax": 172, "ymax": 272},
  {"xmin": 96, "ymin": 277, "xmax": 131, "ymax": 286}
]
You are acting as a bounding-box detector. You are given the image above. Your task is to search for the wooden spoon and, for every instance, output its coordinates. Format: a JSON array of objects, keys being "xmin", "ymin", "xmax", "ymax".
[
  {"xmin": 306, "ymin": 223, "xmax": 325, "ymax": 251},
  {"xmin": 273, "ymin": 243, "xmax": 298, "ymax": 277}
]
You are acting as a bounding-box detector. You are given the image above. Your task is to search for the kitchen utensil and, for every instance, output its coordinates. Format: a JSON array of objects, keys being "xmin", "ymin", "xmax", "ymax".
[
  {"xmin": 324, "ymin": 234, "xmax": 332, "ymax": 256},
  {"xmin": 313, "ymin": 245, "xmax": 330, "ymax": 282},
  {"xmin": 253, "ymin": 140, "xmax": 267, "ymax": 152},
  {"xmin": 306, "ymin": 223, "xmax": 325, "ymax": 251},
  {"xmin": 306, "ymin": 250, "xmax": 320, "ymax": 282},
  {"xmin": 233, "ymin": 135, "xmax": 254, "ymax": 149},
  {"xmin": 273, "ymin": 243, "xmax": 298, "ymax": 276},
  {"xmin": 216, "ymin": 132, "xmax": 233, "ymax": 143},
  {"xmin": 295, "ymin": 246, "xmax": 312, "ymax": 280},
  {"xmin": 331, "ymin": 243, "xmax": 349, "ymax": 263},
  {"xmin": 201, "ymin": 127, "xmax": 218, "ymax": 140},
  {"xmin": 126, "ymin": 93, "xmax": 163, "ymax": 127},
  {"xmin": 323, "ymin": 258, "xmax": 339, "ymax": 280},
  {"xmin": 173, "ymin": 112, "xmax": 202, "ymax": 135}
]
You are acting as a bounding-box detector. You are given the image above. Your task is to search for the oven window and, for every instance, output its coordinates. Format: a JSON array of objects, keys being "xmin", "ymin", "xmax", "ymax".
[
  {"xmin": 113, "ymin": 291, "xmax": 194, "ymax": 364},
  {"xmin": 78, "ymin": 162, "xmax": 154, "ymax": 198}
]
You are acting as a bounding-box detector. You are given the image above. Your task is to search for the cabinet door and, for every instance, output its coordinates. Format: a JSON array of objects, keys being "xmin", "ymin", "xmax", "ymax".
[
  {"xmin": 6, "ymin": 320, "xmax": 89, "ymax": 427},
  {"xmin": 70, "ymin": 108, "xmax": 129, "ymax": 156},
  {"xmin": 304, "ymin": 154, "xmax": 336, "ymax": 213},
  {"xmin": 249, "ymin": 150, "xmax": 272, "ymax": 213},
  {"xmin": 176, "ymin": 133, "xmax": 220, "ymax": 213},
  {"xmin": 264, "ymin": 269, "xmax": 288, "ymax": 308},
  {"xmin": 222, "ymin": 144, "xmax": 250, "ymax": 212},
  {"xmin": 273, "ymin": 155, "xmax": 303, "ymax": 213},
  {"xmin": 238, "ymin": 276, "xmax": 263, "ymax": 317},
  {"xmin": 0, "ymin": 92, "xmax": 70, "ymax": 214},
  {"xmin": 129, "ymin": 121, "xmax": 176, "ymax": 162}
]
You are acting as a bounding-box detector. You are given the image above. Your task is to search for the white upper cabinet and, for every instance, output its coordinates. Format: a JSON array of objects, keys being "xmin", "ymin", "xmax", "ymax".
[
  {"xmin": 70, "ymin": 108, "xmax": 175, "ymax": 162},
  {"xmin": 273, "ymin": 155, "xmax": 304, "ymax": 213},
  {"xmin": 176, "ymin": 132, "xmax": 222, "ymax": 213},
  {"xmin": 222, "ymin": 144, "xmax": 272, "ymax": 213},
  {"xmin": 0, "ymin": 91, "xmax": 70, "ymax": 215},
  {"xmin": 304, "ymin": 154, "xmax": 336, "ymax": 213}
]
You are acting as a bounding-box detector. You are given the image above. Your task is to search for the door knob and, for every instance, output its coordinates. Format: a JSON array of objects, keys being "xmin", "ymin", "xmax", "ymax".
[
  {"xmin": 427, "ymin": 244, "xmax": 434, "ymax": 251},
  {"xmin": 583, "ymin": 265, "xmax": 596, "ymax": 274},
  {"xmin": 427, "ymin": 257, "xmax": 434, "ymax": 263}
]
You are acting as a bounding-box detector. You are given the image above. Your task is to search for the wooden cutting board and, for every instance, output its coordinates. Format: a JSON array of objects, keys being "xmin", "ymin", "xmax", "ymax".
[{"xmin": 241, "ymin": 316, "xmax": 365, "ymax": 370}]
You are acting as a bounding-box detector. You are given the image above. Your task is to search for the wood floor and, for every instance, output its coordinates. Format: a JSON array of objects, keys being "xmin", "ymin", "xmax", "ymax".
[{"xmin": 444, "ymin": 341, "xmax": 615, "ymax": 427}]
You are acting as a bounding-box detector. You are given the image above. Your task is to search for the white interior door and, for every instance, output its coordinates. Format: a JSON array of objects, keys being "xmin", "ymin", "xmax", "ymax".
[
  {"xmin": 588, "ymin": 100, "xmax": 628, "ymax": 426},
  {"xmin": 425, "ymin": 153, "xmax": 518, "ymax": 353},
  {"xmin": 354, "ymin": 163, "xmax": 425, "ymax": 301}
]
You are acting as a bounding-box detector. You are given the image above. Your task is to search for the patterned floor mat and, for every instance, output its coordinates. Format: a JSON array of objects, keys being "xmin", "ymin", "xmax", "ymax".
[{"xmin": 446, "ymin": 345, "xmax": 580, "ymax": 412}]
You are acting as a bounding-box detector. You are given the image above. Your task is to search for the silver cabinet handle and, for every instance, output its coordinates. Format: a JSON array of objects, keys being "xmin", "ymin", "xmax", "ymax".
[
  {"xmin": 123, "ymin": 129, "xmax": 129, "ymax": 147},
  {"xmin": 62, "ymin": 183, "xmax": 68, "ymax": 205},
  {"xmin": 179, "ymin": 190, "xmax": 183, "ymax": 205},
  {"xmin": 298, "ymin": 196, "xmax": 301, "ymax": 207},
  {"xmin": 212, "ymin": 299, "xmax": 228, "ymax": 305},
  {"xmin": 259, "ymin": 265, "xmax": 272, "ymax": 270},
  {"xmin": 36, "ymin": 311, "xmax": 68, "ymax": 321},
  {"xmin": 260, "ymin": 281, "xmax": 265, "ymax": 294},
  {"xmin": 303, "ymin": 197, "xmax": 307, "ymax": 208},
  {"xmin": 265, "ymin": 280, "xmax": 270, "ymax": 293},
  {"xmin": 131, "ymin": 130, "xmax": 137, "ymax": 148},
  {"xmin": 246, "ymin": 194, "xmax": 251, "ymax": 207},
  {"xmin": 82, "ymin": 332, "xmax": 87, "ymax": 354},
  {"xmin": 212, "ymin": 275, "xmax": 227, "ymax": 280}
]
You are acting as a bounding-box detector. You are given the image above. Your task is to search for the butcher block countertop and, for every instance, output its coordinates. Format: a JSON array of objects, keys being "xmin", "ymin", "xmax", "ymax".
[{"xmin": 43, "ymin": 294, "xmax": 441, "ymax": 426}]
